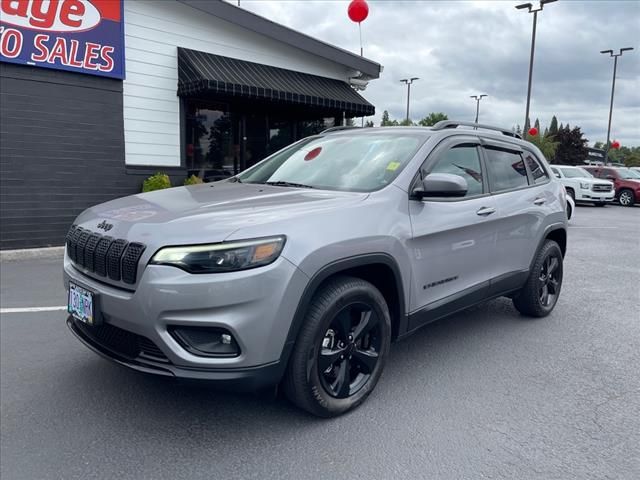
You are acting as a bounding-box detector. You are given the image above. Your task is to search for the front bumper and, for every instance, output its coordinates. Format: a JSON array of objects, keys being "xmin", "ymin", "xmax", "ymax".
[
  {"xmin": 575, "ymin": 189, "xmax": 614, "ymax": 202},
  {"xmin": 63, "ymin": 252, "xmax": 308, "ymax": 386}
]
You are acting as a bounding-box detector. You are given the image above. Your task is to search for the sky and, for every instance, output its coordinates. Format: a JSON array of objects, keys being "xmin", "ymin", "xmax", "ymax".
[{"xmin": 236, "ymin": 0, "xmax": 640, "ymax": 147}]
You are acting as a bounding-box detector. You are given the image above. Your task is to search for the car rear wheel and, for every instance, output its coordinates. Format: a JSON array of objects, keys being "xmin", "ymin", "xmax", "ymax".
[
  {"xmin": 619, "ymin": 189, "xmax": 635, "ymax": 207},
  {"xmin": 284, "ymin": 276, "xmax": 391, "ymax": 417},
  {"xmin": 513, "ymin": 240, "xmax": 563, "ymax": 317}
]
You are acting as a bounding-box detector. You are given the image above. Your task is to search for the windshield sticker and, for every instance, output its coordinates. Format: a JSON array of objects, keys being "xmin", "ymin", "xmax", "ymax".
[
  {"xmin": 304, "ymin": 147, "xmax": 322, "ymax": 161},
  {"xmin": 386, "ymin": 161, "xmax": 401, "ymax": 171}
]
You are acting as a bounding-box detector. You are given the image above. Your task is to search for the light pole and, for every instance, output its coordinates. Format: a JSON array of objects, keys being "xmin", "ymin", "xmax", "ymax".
[
  {"xmin": 601, "ymin": 47, "xmax": 634, "ymax": 165},
  {"xmin": 400, "ymin": 78, "xmax": 419, "ymax": 124},
  {"xmin": 470, "ymin": 94, "xmax": 488, "ymax": 123},
  {"xmin": 516, "ymin": 0, "xmax": 556, "ymax": 136}
]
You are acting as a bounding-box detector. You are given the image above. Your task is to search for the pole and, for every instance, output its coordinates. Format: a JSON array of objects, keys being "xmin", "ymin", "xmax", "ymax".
[
  {"xmin": 475, "ymin": 98, "xmax": 480, "ymax": 123},
  {"xmin": 406, "ymin": 82, "xmax": 411, "ymax": 124},
  {"xmin": 359, "ymin": 23, "xmax": 363, "ymax": 56},
  {"xmin": 604, "ymin": 55, "xmax": 618, "ymax": 166},
  {"xmin": 524, "ymin": 10, "xmax": 537, "ymax": 136}
]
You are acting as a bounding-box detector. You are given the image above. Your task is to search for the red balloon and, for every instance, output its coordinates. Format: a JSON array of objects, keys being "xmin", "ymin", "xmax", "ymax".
[
  {"xmin": 611, "ymin": 140, "xmax": 621, "ymax": 150},
  {"xmin": 528, "ymin": 127, "xmax": 538, "ymax": 136},
  {"xmin": 348, "ymin": 0, "xmax": 369, "ymax": 23}
]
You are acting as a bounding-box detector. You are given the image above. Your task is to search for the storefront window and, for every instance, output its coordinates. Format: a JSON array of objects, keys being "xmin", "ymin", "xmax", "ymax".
[
  {"xmin": 185, "ymin": 100, "xmax": 339, "ymax": 179},
  {"xmin": 185, "ymin": 101, "xmax": 238, "ymax": 180}
]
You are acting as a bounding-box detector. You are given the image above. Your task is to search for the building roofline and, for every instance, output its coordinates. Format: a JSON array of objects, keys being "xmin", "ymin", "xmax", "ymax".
[{"xmin": 176, "ymin": 0, "xmax": 382, "ymax": 79}]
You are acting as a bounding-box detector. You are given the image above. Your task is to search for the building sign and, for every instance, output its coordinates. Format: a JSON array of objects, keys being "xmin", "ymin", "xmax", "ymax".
[{"xmin": 0, "ymin": 0, "xmax": 124, "ymax": 79}]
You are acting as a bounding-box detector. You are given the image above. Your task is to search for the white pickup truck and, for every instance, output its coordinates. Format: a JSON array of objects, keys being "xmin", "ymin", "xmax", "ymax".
[{"xmin": 550, "ymin": 165, "xmax": 614, "ymax": 206}]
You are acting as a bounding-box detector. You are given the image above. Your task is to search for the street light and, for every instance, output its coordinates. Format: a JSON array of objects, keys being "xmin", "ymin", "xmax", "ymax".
[
  {"xmin": 516, "ymin": 0, "xmax": 556, "ymax": 136},
  {"xmin": 400, "ymin": 77, "xmax": 419, "ymax": 124},
  {"xmin": 470, "ymin": 94, "xmax": 488, "ymax": 123},
  {"xmin": 601, "ymin": 47, "xmax": 634, "ymax": 165}
]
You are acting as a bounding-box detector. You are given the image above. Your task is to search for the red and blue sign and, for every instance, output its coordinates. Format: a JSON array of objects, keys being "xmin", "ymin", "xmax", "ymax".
[{"xmin": 0, "ymin": 0, "xmax": 124, "ymax": 79}]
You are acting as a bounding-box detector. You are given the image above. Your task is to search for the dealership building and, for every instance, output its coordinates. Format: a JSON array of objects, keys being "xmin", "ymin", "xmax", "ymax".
[{"xmin": 0, "ymin": 0, "xmax": 381, "ymax": 250}]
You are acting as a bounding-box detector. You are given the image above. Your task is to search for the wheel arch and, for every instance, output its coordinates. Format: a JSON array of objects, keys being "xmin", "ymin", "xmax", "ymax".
[{"xmin": 280, "ymin": 254, "xmax": 407, "ymax": 367}]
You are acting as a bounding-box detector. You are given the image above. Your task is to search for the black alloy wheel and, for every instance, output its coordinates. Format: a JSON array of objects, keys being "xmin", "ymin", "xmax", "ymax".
[
  {"xmin": 318, "ymin": 303, "xmax": 382, "ymax": 399},
  {"xmin": 538, "ymin": 254, "xmax": 560, "ymax": 308},
  {"xmin": 284, "ymin": 276, "xmax": 391, "ymax": 417},
  {"xmin": 513, "ymin": 240, "xmax": 563, "ymax": 317}
]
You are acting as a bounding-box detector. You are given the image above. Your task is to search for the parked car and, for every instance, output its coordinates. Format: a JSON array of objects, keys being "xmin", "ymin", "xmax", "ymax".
[
  {"xmin": 64, "ymin": 121, "xmax": 568, "ymax": 417},
  {"xmin": 583, "ymin": 166, "xmax": 640, "ymax": 207},
  {"xmin": 549, "ymin": 165, "xmax": 614, "ymax": 206}
]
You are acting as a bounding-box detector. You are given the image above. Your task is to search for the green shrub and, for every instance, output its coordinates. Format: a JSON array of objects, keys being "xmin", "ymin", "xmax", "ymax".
[
  {"xmin": 142, "ymin": 172, "xmax": 171, "ymax": 192},
  {"xmin": 184, "ymin": 174, "xmax": 204, "ymax": 186}
]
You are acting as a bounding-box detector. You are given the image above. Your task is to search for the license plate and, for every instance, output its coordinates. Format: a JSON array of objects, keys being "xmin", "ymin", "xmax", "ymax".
[{"xmin": 68, "ymin": 282, "xmax": 95, "ymax": 325}]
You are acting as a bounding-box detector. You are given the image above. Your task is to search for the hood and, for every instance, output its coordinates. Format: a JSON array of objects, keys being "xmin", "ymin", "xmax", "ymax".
[{"xmin": 74, "ymin": 182, "xmax": 368, "ymax": 245}]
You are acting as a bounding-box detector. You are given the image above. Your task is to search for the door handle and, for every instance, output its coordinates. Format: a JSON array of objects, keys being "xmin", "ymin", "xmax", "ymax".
[
  {"xmin": 476, "ymin": 206, "xmax": 496, "ymax": 216},
  {"xmin": 533, "ymin": 197, "xmax": 546, "ymax": 205}
]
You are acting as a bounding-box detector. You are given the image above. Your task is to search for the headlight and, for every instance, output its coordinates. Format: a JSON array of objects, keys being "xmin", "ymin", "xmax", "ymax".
[
  {"xmin": 580, "ymin": 182, "xmax": 590, "ymax": 189},
  {"xmin": 150, "ymin": 236, "xmax": 286, "ymax": 273}
]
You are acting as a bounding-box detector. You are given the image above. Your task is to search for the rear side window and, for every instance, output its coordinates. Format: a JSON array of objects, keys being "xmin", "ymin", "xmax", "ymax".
[
  {"xmin": 429, "ymin": 145, "xmax": 484, "ymax": 197},
  {"xmin": 524, "ymin": 154, "xmax": 549, "ymax": 184},
  {"xmin": 484, "ymin": 147, "xmax": 529, "ymax": 192}
]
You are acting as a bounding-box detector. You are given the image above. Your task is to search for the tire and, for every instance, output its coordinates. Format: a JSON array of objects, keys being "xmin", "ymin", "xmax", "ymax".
[
  {"xmin": 566, "ymin": 188, "xmax": 575, "ymax": 201},
  {"xmin": 566, "ymin": 202, "xmax": 573, "ymax": 220},
  {"xmin": 513, "ymin": 240, "xmax": 563, "ymax": 317},
  {"xmin": 594, "ymin": 202, "xmax": 606, "ymax": 207},
  {"xmin": 283, "ymin": 276, "xmax": 391, "ymax": 417},
  {"xmin": 618, "ymin": 189, "xmax": 635, "ymax": 207}
]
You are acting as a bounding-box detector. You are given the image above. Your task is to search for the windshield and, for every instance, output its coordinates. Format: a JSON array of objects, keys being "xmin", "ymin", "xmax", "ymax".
[
  {"xmin": 560, "ymin": 167, "xmax": 592, "ymax": 178},
  {"xmin": 618, "ymin": 168, "xmax": 640, "ymax": 179},
  {"xmin": 237, "ymin": 133, "xmax": 425, "ymax": 192}
]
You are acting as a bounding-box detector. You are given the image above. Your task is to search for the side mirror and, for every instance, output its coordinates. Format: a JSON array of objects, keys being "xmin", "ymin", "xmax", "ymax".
[
  {"xmin": 413, "ymin": 173, "xmax": 468, "ymax": 199},
  {"xmin": 553, "ymin": 172, "xmax": 561, "ymax": 178}
]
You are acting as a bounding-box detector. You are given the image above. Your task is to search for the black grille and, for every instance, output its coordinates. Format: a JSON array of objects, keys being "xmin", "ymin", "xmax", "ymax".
[
  {"xmin": 75, "ymin": 320, "xmax": 168, "ymax": 362},
  {"xmin": 106, "ymin": 239, "xmax": 128, "ymax": 281},
  {"xmin": 65, "ymin": 226, "xmax": 145, "ymax": 285},
  {"xmin": 94, "ymin": 236, "xmax": 113, "ymax": 277},
  {"xmin": 122, "ymin": 243, "xmax": 146, "ymax": 284}
]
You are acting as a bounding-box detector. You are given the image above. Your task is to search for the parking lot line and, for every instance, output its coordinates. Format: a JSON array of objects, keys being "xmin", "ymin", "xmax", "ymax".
[{"xmin": 1, "ymin": 306, "xmax": 67, "ymax": 314}]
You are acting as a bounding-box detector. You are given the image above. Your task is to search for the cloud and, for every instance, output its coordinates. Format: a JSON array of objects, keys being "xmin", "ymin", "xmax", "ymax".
[{"xmin": 239, "ymin": 0, "xmax": 640, "ymax": 146}]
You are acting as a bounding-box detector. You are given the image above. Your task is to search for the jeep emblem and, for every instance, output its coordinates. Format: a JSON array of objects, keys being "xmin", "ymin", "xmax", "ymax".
[{"xmin": 96, "ymin": 220, "xmax": 113, "ymax": 232}]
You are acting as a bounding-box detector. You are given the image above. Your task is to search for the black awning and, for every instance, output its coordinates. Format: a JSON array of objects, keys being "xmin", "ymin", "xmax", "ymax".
[{"xmin": 177, "ymin": 48, "xmax": 374, "ymax": 117}]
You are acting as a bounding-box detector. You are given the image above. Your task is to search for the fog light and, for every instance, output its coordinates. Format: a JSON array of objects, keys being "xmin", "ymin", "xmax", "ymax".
[{"xmin": 169, "ymin": 327, "xmax": 240, "ymax": 357}]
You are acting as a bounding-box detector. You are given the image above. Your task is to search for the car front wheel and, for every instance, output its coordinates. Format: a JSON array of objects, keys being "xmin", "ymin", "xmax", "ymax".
[
  {"xmin": 513, "ymin": 240, "xmax": 563, "ymax": 317},
  {"xmin": 284, "ymin": 276, "xmax": 391, "ymax": 417}
]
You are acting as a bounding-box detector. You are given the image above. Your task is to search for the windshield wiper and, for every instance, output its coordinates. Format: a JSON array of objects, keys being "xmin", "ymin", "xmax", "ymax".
[{"xmin": 264, "ymin": 181, "xmax": 314, "ymax": 189}]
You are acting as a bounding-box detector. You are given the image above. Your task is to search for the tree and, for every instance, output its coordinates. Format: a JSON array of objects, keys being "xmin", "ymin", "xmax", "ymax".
[
  {"xmin": 534, "ymin": 118, "xmax": 541, "ymax": 132},
  {"xmin": 381, "ymin": 110, "xmax": 398, "ymax": 126},
  {"xmin": 527, "ymin": 133, "xmax": 559, "ymax": 161},
  {"xmin": 418, "ymin": 112, "xmax": 448, "ymax": 127},
  {"xmin": 549, "ymin": 116, "xmax": 559, "ymax": 136},
  {"xmin": 364, "ymin": 120, "xmax": 374, "ymax": 128},
  {"xmin": 593, "ymin": 141, "xmax": 605, "ymax": 150},
  {"xmin": 553, "ymin": 126, "xmax": 588, "ymax": 165}
]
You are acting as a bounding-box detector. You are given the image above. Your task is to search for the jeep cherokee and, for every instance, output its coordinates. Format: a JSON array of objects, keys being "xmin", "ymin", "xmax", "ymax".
[{"xmin": 64, "ymin": 121, "xmax": 568, "ymax": 417}]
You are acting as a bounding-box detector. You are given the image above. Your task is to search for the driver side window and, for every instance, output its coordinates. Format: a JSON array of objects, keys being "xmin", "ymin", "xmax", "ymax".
[{"xmin": 428, "ymin": 145, "xmax": 484, "ymax": 197}]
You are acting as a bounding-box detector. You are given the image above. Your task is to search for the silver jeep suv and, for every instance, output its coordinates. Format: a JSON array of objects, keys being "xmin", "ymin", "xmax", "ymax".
[{"xmin": 64, "ymin": 121, "xmax": 568, "ymax": 417}]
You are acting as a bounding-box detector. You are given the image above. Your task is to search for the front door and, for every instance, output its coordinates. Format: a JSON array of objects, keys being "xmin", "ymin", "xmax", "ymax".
[{"xmin": 407, "ymin": 137, "xmax": 498, "ymax": 329}]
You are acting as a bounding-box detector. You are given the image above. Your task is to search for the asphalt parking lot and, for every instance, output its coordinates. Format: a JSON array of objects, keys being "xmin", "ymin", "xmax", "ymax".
[{"xmin": 1, "ymin": 204, "xmax": 639, "ymax": 480}]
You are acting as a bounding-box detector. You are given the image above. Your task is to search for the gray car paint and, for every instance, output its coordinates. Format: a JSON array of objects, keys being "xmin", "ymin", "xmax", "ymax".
[{"xmin": 64, "ymin": 126, "xmax": 567, "ymax": 376}]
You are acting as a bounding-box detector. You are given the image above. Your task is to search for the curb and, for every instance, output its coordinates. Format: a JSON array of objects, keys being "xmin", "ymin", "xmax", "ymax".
[{"xmin": 0, "ymin": 246, "xmax": 65, "ymax": 262}]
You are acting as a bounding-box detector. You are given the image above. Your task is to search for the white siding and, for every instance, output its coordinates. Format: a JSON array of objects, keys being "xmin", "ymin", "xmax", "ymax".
[{"xmin": 123, "ymin": 0, "xmax": 354, "ymax": 167}]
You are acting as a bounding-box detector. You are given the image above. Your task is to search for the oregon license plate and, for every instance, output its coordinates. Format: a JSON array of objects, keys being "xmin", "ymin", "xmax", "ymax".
[{"xmin": 68, "ymin": 282, "xmax": 95, "ymax": 325}]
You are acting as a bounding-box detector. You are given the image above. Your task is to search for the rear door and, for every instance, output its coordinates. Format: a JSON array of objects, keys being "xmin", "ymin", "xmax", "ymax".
[
  {"xmin": 407, "ymin": 136, "xmax": 498, "ymax": 328},
  {"xmin": 481, "ymin": 141, "xmax": 553, "ymax": 294}
]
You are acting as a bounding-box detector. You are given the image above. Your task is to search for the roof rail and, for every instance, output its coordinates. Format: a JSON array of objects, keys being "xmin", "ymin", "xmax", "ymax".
[
  {"xmin": 320, "ymin": 126, "xmax": 361, "ymax": 134},
  {"xmin": 431, "ymin": 121, "xmax": 522, "ymax": 139}
]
